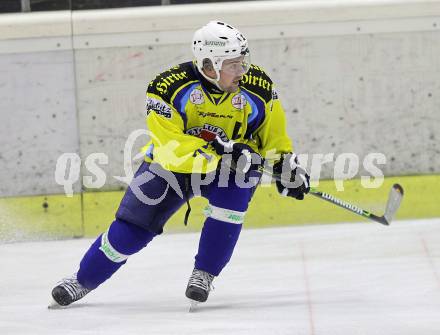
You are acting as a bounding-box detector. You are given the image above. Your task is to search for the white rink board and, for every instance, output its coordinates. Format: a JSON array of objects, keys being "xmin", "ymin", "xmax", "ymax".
[
  {"xmin": 0, "ymin": 50, "xmax": 80, "ymax": 196},
  {"xmin": 0, "ymin": 218, "xmax": 439, "ymax": 335},
  {"xmin": 1, "ymin": 1, "xmax": 440, "ymax": 196}
]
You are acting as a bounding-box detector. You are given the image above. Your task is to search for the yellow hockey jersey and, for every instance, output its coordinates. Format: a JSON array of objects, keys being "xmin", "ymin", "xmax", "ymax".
[{"xmin": 144, "ymin": 61, "xmax": 293, "ymax": 173}]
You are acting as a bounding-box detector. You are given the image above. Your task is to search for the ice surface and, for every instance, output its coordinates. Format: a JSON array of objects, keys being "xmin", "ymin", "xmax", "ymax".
[{"xmin": 1, "ymin": 219, "xmax": 439, "ymax": 335}]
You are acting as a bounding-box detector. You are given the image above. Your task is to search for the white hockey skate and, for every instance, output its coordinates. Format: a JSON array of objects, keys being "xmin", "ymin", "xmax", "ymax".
[
  {"xmin": 185, "ymin": 268, "xmax": 214, "ymax": 312},
  {"xmin": 48, "ymin": 273, "xmax": 91, "ymax": 308}
]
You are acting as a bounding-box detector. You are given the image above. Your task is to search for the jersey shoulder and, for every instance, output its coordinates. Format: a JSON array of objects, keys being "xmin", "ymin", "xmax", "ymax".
[
  {"xmin": 240, "ymin": 64, "xmax": 273, "ymax": 103},
  {"xmin": 147, "ymin": 62, "xmax": 199, "ymax": 103}
]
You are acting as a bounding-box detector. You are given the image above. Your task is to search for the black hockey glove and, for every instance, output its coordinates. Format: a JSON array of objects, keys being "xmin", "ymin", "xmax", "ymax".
[
  {"xmin": 211, "ymin": 136, "xmax": 262, "ymax": 174},
  {"xmin": 273, "ymin": 153, "xmax": 310, "ymax": 200}
]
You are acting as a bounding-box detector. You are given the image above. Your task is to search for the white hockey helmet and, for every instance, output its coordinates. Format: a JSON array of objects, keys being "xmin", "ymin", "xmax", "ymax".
[{"xmin": 192, "ymin": 21, "xmax": 250, "ymax": 80}]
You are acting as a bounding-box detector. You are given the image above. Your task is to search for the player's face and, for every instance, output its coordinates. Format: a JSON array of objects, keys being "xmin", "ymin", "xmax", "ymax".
[{"xmin": 218, "ymin": 56, "xmax": 249, "ymax": 93}]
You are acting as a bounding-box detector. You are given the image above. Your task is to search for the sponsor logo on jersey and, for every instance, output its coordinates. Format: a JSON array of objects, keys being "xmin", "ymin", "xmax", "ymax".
[
  {"xmin": 231, "ymin": 93, "xmax": 247, "ymax": 109},
  {"xmin": 204, "ymin": 40, "xmax": 226, "ymax": 47},
  {"xmin": 146, "ymin": 97, "xmax": 172, "ymax": 118},
  {"xmin": 186, "ymin": 124, "xmax": 228, "ymax": 142},
  {"xmin": 190, "ymin": 88, "xmax": 204, "ymax": 105},
  {"xmin": 198, "ymin": 111, "xmax": 233, "ymax": 119},
  {"xmin": 272, "ymin": 89, "xmax": 279, "ymax": 100},
  {"xmin": 241, "ymin": 65, "xmax": 272, "ymax": 92},
  {"xmin": 241, "ymin": 72, "xmax": 271, "ymax": 91},
  {"xmin": 154, "ymin": 71, "xmax": 188, "ymax": 94}
]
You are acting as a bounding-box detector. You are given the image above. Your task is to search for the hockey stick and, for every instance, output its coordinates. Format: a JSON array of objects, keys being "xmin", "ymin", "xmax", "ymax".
[
  {"xmin": 203, "ymin": 135, "xmax": 403, "ymax": 225},
  {"xmin": 265, "ymin": 169, "xmax": 404, "ymax": 226},
  {"xmin": 307, "ymin": 184, "xmax": 404, "ymax": 226}
]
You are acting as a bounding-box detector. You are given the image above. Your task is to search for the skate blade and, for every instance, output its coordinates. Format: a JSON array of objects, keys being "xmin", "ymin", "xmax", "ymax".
[
  {"xmin": 188, "ymin": 299, "xmax": 199, "ymax": 313},
  {"xmin": 48, "ymin": 297, "xmax": 63, "ymax": 309}
]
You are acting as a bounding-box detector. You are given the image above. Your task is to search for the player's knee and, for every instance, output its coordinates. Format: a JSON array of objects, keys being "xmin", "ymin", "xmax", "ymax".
[
  {"xmin": 203, "ymin": 204, "xmax": 246, "ymax": 225},
  {"xmin": 99, "ymin": 219, "xmax": 156, "ymax": 262}
]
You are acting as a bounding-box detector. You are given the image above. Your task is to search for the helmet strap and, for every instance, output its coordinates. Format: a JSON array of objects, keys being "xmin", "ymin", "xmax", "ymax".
[{"xmin": 198, "ymin": 64, "xmax": 224, "ymax": 92}]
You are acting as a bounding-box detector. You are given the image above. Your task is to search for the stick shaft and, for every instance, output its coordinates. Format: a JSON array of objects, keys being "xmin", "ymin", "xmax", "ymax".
[
  {"xmin": 309, "ymin": 188, "xmax": 388, "ymax": 225},
  {"xmin": 264, "ymin": 169, "xmax": 390, "ymax": 225}
]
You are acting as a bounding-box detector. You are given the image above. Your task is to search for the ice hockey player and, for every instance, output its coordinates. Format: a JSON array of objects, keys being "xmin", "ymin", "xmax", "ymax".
[{"xmin": 50, "ymin": 20, "xmax": 310, "ymax": 309}]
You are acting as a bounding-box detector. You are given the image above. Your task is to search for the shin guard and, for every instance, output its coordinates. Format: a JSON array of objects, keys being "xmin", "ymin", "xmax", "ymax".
[
  {"xmin": 77, "ymin": 219, "xmax": 155, "ymax": 289},
  {"xmin": 194, "ymin": 216, "xmax": 242, "ymax": 276}
]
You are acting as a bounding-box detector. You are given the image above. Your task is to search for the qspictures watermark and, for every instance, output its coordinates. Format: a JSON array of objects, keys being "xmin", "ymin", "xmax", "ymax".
[{"xmin": 54, "ymin": 129, "xmax": 387, "ymax": 201}]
